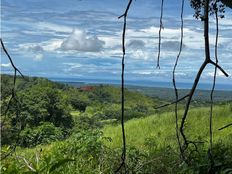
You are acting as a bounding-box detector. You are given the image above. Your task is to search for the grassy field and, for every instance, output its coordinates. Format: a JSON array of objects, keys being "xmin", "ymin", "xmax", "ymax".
[{"xmin": 104, "ymin": 104, "xmax": 232, "ymax": 150}]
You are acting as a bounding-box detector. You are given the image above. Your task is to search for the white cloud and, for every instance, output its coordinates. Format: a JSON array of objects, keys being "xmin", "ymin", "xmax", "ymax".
[
  {"xmin": 99, "ymin": 36, "xmax": 119, "ymax": 48},
  {"xmin": 129, "ymin": 50, "xmax": 151, "ymax": 60},
  {"xmin": 18, "ymin": 39, "xmax": 62, "ymax": 53},
  {"xmin": 34, "ymin": 54, "xmax": 43, "ymax": 61},
  {"xmin": 60, "ymin": 29, "xmax": 105, "ymax": 52},
  {"xmin": 36, "ymin": 22, "xmax": 72, "ymax": 33},
  {"xmin": 1, "ymin": 63, "xmax": 11, "ymax": 67}
]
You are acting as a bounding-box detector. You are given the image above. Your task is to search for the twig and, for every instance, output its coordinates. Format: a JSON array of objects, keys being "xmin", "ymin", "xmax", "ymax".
[
  {"xmin": 209, "ymin": 60, "xmax": 228, "ymax": 77},
  {"xmin": 1, "ymin": 39, "xmax": 24, "ymax": 117},
  {"xmin": 154, "ymin": 94, "xmax": 189, "ymax": 110},
  {"xmin": 157, "ymin": 0, "xmax": 164, "ymax": 69},
  {"xmin": 115, "ymin": 0, "xmax": 133, "ymax": 173},
  {"xmin": 16, "ymin": 156, "xmax": 36, "ymax": 172},
  {"xmin": 218, "ymin": 123, "xmax": 232, "ymax": 130},
  {"xmin": 1, "ymin": 39, "xmax": 24, "ymax": 77}
]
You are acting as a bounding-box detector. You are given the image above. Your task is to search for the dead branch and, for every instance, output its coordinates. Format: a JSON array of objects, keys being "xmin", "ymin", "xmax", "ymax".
[
  {"xmin": 218, "ymin": 123, "xmax": 232, "ymax": 130},
  {"xmin": 154, "ymin": 94, "xmax": 189, "ymax": 110}
]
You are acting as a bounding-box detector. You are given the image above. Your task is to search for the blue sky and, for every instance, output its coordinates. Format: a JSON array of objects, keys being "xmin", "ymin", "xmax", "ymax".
[{"xmin": 1, "ymin": 0, "xmax": 232, "ymax": 86}]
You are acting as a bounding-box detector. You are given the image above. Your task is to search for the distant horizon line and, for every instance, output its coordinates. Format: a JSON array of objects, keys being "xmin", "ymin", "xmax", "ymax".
[
  {"xmin": 48, "ymin": 76, "xmax": 232, "ymax": 91},
  {"xmin": 1, "ymin": 73, "xmax": 231, "ymax": 91}
]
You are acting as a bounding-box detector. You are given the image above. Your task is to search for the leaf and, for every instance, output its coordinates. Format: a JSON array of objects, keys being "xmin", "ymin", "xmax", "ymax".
[{"xmin": 49, "ymin": 158, "xmax": 75, "ymax": 173}]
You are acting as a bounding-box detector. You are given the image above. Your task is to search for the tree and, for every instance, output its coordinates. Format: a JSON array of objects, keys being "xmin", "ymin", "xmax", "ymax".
[{"xmin": 1, "ymin": 78, "xmax": 74, "ymax": 147}]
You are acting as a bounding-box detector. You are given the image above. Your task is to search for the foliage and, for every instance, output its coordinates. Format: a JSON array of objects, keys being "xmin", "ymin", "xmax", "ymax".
[
  {"xmin": 19, "ymin": 122, "xmax": 63, "ymax": 147},
  {"xmin": 189, "ymin": 0, "xmax": 225, "ymax": 19},
  {"xmin": 1, "ymin": 104, "xmax": 231, "ymax": 173},
  {"xmin": 1, "ymin": 75, "xmax": 74, "ymax": 147}
]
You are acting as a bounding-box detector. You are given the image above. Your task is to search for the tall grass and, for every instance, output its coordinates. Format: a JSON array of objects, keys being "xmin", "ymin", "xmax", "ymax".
[{"xmin": 103, "ymin": 104, "xmax": 232, "ymax": 150}]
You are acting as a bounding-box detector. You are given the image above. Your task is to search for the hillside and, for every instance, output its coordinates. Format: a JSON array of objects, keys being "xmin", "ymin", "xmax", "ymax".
[
  {"xmin": 1, "ymin": 104, "xmax": 232, "ymax": 173},
  {"xmin": 1, "ymin": 74, "xmax": 232, "ymax": 173},
  {"xmin": 1, "ymin": 74, "xmax": 161, "ymax": 147},
  {"xmin": 104, "ymin": 105, "xmax": 232, "ymax": 149},
  {"xmin": 53, "ymin": 79, "xmax": 232, "ymax": 103}
]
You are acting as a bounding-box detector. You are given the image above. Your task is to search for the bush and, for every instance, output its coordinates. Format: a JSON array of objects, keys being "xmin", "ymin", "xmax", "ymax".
[{"xmin": 19, "ymin": 122, "xmax": 63, "ymax": 147}]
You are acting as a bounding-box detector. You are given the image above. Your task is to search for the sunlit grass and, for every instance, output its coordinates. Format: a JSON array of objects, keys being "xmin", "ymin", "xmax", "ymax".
[{"xmin": 103, "ymin": 104, "xmax": 232, "ymax": 150}]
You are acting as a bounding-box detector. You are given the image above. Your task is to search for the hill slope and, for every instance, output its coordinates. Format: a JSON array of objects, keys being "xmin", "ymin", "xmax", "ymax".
[{"xmin": 104, "ymin": 104, "xmax": 232, "ymax": 150}]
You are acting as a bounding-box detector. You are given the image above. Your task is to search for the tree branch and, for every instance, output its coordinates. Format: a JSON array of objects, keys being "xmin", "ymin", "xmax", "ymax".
[
  {"xmin": 218, "ymin": 123, "xmax": 232, "ymax": 131},
  {"xmin": 154, "ymin": 94, "xmax": 189, "ymax": 110},
  {"xmin": 1, "ymin": 39, "xmax": 24, "ymax": 77},
  {"xmin": 209, "ymin": 60, "xmax": 229, "ymax": 77}
]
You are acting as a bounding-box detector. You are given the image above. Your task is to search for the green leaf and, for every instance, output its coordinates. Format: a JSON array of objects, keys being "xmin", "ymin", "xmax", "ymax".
[{"xmin": 49, "ymin": 158, "xmax": 75, "ymax": 173}]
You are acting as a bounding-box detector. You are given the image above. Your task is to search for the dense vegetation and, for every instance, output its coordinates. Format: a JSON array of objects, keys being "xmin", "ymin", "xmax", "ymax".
[
  {"xmin": 1, "ymin": 74, "xmax": 232, "ymax": 173},
  {"xmin": 1, "ymin": 74, "xmax": 159, "ymax": 148}
]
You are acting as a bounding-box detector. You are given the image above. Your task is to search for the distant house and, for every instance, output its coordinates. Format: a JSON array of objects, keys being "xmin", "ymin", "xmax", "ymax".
[{"xmin": 79, "ymin": 86, "xmax": 94, "ymax": 91}]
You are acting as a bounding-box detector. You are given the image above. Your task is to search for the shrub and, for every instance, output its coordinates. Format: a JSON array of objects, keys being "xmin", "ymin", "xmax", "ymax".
[{"xmin": 19, "ymin": 122, "xmax": 63, "ymax": 147}]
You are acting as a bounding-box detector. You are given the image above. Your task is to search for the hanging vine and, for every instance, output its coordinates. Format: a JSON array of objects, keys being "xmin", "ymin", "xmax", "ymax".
[
  {"xmin": 115, "ymin": 0, "xmax": 133, "ymax": 173},
  {"xmin": 157, "ymin": 0, "xmax": 164, "ymax": 69},
  {"xmin": 172, "ymin": 0, "xmax": 185, "ymax": 160}
]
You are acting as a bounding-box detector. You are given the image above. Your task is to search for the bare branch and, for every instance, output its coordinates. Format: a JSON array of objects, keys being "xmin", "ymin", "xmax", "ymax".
[
  {"xmin": 154, "ymin": 94, "xmax": 189, "ymax": 110},
  {"xmin": 1, "ymin": 39, "xmax": 24, "ymax": 78},
  {"xmin": 218, "ymin": 123, "xmax": 232, "ymax": 131},
  {"xmin": 210, "ymin": 60, "xmax": 229, "ymax": 77}
]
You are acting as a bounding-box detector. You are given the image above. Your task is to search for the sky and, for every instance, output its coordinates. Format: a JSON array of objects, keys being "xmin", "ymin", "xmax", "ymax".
[{"xmin": 1, "ymin": 0, "xmax": 232, "ymax": 87}]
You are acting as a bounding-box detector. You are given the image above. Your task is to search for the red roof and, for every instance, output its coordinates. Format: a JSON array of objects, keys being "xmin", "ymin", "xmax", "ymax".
[{"xmin": 80, "ymin": 86, "xmax": 94, "ymax": 91}]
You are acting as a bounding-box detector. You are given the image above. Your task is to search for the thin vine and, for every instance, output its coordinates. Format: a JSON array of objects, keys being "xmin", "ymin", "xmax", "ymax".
[
  {"xmin": 172, "ymin": 0, "xmax": 185, "ymax": 160},
  {"xmin": 115, "ymin": 0, "xmax": 133, "ymax": 173},
  {"xmin": 208, "ymin": 1, "xmax": 219, "ymax": 172},
  {"xmin": 157, "ymin": 0, "xmax": 164, "ymax": 69}
]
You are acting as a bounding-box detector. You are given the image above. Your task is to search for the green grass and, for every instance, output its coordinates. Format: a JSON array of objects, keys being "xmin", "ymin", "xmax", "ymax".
[{"xmin": 103, "ymin": 104, "xmax": 232, "ymax": 150}]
